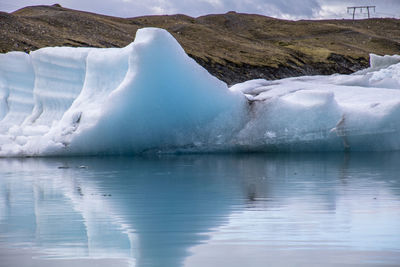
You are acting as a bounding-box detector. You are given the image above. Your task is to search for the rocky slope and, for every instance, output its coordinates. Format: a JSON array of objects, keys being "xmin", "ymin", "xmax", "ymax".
[{"xmin": 1, "ymin": 4, "xmax": 400, "ymax": 85}]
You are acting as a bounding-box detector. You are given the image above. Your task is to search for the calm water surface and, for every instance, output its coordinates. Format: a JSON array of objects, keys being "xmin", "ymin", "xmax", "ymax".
[{"xmin": 0, "ymin": 153, "xmax": 399, "ymax": 266}]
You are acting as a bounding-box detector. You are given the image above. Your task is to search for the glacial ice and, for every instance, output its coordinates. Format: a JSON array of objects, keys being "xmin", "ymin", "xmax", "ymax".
[{"xmin": 0, "ymin": 27, "xmax": 399, "ymax": 156}]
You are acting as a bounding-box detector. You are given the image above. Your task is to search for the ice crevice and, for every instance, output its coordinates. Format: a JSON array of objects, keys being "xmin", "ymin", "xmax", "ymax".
[{"xmin": 0, "ymin": 27, "xmax": 400, "ymax": 156}]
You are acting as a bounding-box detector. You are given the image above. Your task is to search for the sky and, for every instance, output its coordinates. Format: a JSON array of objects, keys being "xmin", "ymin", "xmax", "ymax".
[{"xmin": 0, "ymin": 0, "xmax": 399, "ymax": 20}]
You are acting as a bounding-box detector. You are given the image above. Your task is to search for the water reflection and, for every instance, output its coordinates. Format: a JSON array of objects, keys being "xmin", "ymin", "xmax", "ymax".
[{"xmin": 0, "ymin": 153, "xmax": 399, "ymax": 266}]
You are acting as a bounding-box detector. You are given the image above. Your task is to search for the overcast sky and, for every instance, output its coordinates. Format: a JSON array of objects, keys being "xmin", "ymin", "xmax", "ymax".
[{"xmin": 0, "ymin": 0, "xmax": 399, "ymax": 19}]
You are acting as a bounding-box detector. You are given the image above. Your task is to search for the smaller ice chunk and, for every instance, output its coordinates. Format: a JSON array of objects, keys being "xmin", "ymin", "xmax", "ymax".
[
  {"xmin": 369, "ymin": 54, "xmax": 400, "ymax": 70},
  {"xmin": 334, "ymin": 54, "xmax": 400, "ymax": 90}
]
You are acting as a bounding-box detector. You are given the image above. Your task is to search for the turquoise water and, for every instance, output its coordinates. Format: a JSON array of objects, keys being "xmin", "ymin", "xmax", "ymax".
[{"xmin": 0, "ymin": 153, "xmax": 400, "ymax": 266}]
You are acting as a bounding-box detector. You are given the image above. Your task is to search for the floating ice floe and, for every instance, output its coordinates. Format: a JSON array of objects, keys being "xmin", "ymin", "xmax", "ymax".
[{"xmin": 0, "ymin": 28, "xmax": 399, "ymax": 156}]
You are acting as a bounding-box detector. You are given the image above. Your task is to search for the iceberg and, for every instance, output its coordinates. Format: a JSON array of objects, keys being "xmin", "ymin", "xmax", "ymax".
[{"xmin": 0, "ymin": 27, "xmax": 399, "ymax": 156}]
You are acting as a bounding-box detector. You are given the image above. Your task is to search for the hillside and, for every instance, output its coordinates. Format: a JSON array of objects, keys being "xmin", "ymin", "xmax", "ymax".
[{"xmin": 1, "ymin": 4, "xmax": 400, "ymax": 85}]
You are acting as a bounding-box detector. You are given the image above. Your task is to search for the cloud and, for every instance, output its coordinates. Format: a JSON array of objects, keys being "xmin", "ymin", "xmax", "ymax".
[{"xmin": 1, "ymin": 0, "xmax": 399, "ymax": 19}]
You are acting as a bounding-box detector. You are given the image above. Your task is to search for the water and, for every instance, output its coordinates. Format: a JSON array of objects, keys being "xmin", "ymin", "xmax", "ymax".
[{"xmin": 0, "ymin": 153, "xmax": 399, "ymax": 267}]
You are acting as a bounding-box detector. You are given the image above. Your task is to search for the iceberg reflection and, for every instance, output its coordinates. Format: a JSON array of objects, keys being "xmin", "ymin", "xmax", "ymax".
[{"xmin": 0, "ymin": 153, "xmax": 400, "ymax": 266}]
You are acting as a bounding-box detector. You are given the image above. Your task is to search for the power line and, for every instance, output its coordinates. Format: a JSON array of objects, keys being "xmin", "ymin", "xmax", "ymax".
[{"xmin": 347, "ymin": 6, "xmax": 376, "ymax": 20}]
